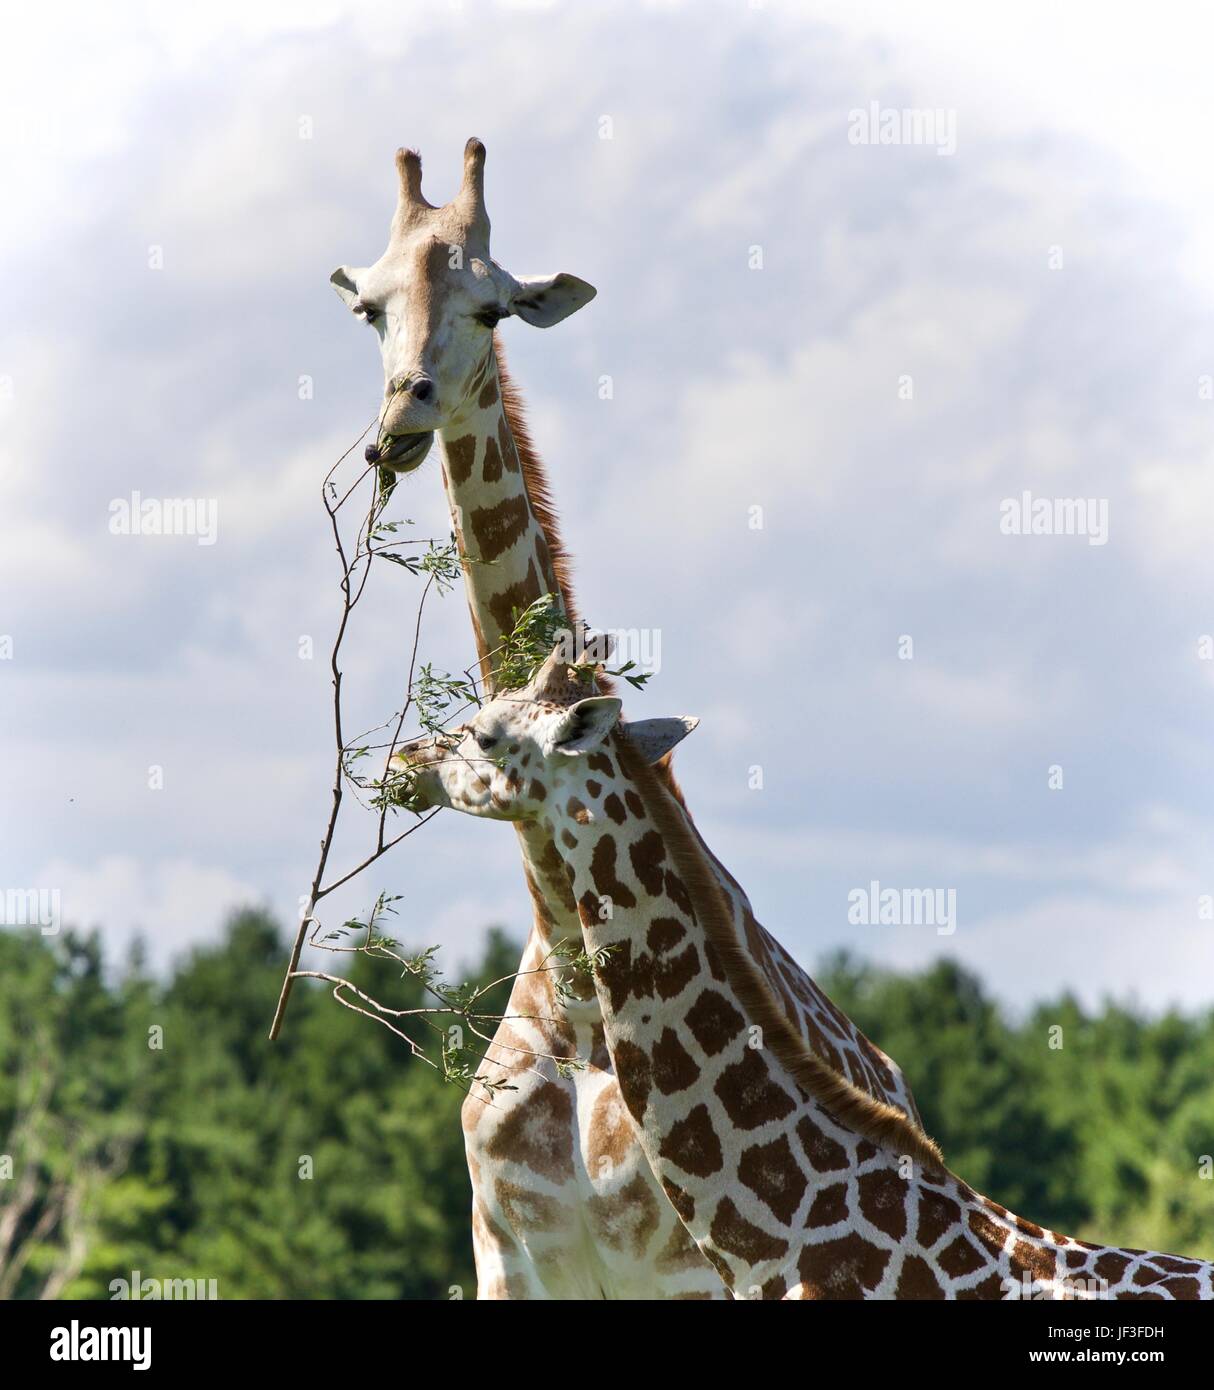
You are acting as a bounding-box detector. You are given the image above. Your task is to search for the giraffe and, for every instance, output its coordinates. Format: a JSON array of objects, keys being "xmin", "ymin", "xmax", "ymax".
[
  {"xmin": 394, "ymin": 646, "xmax": 1214, "ymax": 1300},
  {"xmin": 331, "ymin": 140, "xmax": 925, "ymax": 1298}
]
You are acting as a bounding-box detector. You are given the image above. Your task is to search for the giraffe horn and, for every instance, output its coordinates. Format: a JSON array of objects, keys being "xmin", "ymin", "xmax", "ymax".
[
  {"xmin": 526, "ymin": 640, "xmax": 591, "ymax": 702},
  {"xmin": 529, "ymin": 642, "xmax": 570, "ymax": 696},
  {"xmin": 455, "ymin": 137, "xmax": 490, "ymax": 242},
  {"xmin": 392, "ymin": 146, "xmax": 433, "ymax": 232}
]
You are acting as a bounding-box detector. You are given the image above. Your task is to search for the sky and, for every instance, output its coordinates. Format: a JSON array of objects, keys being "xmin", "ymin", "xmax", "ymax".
[{"xmin": 2, "ymin": 0, "xmax": 1213, "ymax": 1013}]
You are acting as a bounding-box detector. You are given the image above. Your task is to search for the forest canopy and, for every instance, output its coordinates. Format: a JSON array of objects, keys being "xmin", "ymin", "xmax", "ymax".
[{"xmin": 1, "ymin": 912, "xmax": 1211, "ymax": 1299}]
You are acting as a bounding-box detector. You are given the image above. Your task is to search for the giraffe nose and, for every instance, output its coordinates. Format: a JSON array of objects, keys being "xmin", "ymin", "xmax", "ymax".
[
  {"xmin": 397, "ymin": 734, "xmax": 437, "ymax": 767},
  {"xmin": 388, "ymin": 374, "xmax": 435, "ymax": 404}
]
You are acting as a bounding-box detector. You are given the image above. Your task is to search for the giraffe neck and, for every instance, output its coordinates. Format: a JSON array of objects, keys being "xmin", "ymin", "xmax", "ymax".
[
  {"xmin": 435, "ymin": 341, "xmax": 584, "ymax": 974},
  {"xmin": 436, "ymin": 340, "xmax": 571, "ymax": 688},
  {"xmin": 538, "ymin": 729, "xmax": 944, "ymax": 1290},
  {"xmin": 531, "ymin": 735, "xmax": 1214, "ymax": 1297}
]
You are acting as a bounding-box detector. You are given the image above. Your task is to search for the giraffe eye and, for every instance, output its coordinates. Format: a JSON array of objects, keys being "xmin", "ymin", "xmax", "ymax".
[
  {"xmin": 473, "ymin": 731, "xmax": 498, "ymax": 752},
  {"xmin": 356, "ymin": 302, "xmax": 380, "ymax": 323},
  {"xmin": 473, "ymin": 306, "xmax": 507, "ymax": 329}
]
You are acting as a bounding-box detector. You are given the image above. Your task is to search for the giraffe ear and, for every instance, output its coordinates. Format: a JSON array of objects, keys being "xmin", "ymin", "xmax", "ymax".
[
  {"xmin": 330, "ymin": 266, "xmax": 369, "ymax": 313},
  {"xmin": 509, "ymin": 272, "xmax": 597, "ymax": 327},
  {"xmin": 546, "ymin": 697, "xmax": 622, "ymax": 756},
  {"xmin": 624, "ymin": 717, "xmax": 699, "ymax": 765}
]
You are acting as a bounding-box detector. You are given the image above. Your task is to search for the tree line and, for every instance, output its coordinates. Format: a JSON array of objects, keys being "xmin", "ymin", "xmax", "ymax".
[{"xmin": 1, "ymin": 912, "xmax": 1210, "ymax": 1299}]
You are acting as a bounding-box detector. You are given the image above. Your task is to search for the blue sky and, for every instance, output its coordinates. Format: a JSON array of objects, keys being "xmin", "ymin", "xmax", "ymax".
[{"xmin": 3, "ymin": 1, "xmax": 1213, "ymax": 1010}]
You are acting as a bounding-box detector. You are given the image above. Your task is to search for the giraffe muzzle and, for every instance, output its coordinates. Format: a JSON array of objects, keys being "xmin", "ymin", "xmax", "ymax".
[
  {"xmin": 369, "ymin": 430, "xmax": 435, "ymax": 473},
  {"xmin": 391, "ymin": 734, "xmax": 450, "ymax": 811}
]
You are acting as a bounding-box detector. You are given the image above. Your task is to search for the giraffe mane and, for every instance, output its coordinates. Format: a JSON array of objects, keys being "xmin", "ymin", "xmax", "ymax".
[
  {"xmin": 494, "ymin": 335, "xmax": 579, "ymax": 629},
  {"xmin": 614, "ymin": 732, "xmax": 947, "ymax": 1177},
  {"xmin": 495, "ymin": 337, "xmax": 690, "ymax": 814}
]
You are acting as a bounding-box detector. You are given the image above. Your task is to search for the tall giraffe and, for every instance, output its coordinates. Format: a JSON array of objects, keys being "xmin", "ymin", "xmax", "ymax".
[
  {"xmin": 396, "ymin": 649, "xmax": 1214, "ymax": 1300},
  {"xmin": 331, "ymin": 141, "xmax": 925, "ymax": 1298}
]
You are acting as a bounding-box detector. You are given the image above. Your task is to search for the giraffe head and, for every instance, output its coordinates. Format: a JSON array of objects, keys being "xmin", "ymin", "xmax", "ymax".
[
  {"xmin": 396, "ymin": 646, "xmax": 698, "ymax": 819},
  {"xmin": 331, "ymin": 139, "xmax": 597, "ymax": 474}
]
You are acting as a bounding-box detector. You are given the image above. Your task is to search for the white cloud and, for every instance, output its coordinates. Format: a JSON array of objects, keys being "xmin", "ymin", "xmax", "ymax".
[
  {"xmin": 876, "ymin": 895, "xmax": 1214, "ymax": 1015},
  {"xmin": 722, "ymin": 803, "xmax": 1211, "ymax": 895},
  {"xmin": 34, "ymin": 854, "xmax": 266, "ymax": 971},
  {"xmin": 4, "ymin": 2, "xmax": 1213, "ymax": 1012}
]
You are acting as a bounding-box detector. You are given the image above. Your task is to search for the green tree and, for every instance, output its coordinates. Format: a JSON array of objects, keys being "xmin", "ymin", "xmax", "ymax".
[
  {"xmin": 818, "ymin": 952, "xmax": 1214, "ymax": 1258},
  {"xmin": 4, "ymin": 925, "xmax": 1212, "ymax": 1298}
]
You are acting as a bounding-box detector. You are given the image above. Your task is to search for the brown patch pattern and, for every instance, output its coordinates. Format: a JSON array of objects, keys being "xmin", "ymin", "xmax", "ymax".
[{"xmin": 737, "ymin": 1135, "xmax": 808, "ymax": 1225}]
